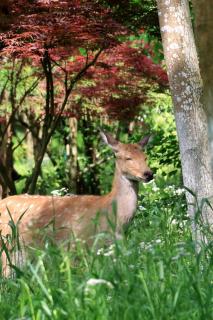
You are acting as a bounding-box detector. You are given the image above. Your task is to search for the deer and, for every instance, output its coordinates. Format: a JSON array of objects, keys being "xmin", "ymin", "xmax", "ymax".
[{"xmin": 0, "ymin": 131, "xmax": 153, "ymax": 275}]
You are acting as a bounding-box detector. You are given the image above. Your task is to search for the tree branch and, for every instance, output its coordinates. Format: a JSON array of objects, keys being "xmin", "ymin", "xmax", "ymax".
[
  {"xmin": 0, "ymin": 78, "xmax": 9, "ymax": 104},
  {"xmin": 12, "ymin": 129, "xmax": 30, "ymax": 152},
  {"xmin": 26, "ymin": 47, "xmax": 104, "ymax": 194}
]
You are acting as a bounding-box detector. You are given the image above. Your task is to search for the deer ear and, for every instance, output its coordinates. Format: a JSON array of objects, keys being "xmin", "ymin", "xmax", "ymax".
[
  {"xmin": 138, "ymin": 135, "xmax": 151, "ymax": 148},
  {"xmin": 100, "ymin": 131, "xmax": 119, "ymax": 152}
]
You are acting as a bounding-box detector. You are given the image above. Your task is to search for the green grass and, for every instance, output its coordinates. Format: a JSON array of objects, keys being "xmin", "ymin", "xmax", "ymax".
[{"xmin": 1, "ymin": 182, "xmax": 213, "ymax": 320}]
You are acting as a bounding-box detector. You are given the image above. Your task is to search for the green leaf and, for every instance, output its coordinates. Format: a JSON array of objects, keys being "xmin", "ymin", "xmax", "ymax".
[{"xmin": 79, "ymin": 47, "xmax": 87, "ymax": 56}]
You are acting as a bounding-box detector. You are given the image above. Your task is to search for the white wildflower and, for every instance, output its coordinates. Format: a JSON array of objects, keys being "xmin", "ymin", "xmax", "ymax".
[
  {"xmin": 140, "ymin": 241, "xmax": 153, "ymax": 251},
  {"xmin": 152, "ymin": 186, "xmax": 160, "ymax": 192},
  {"xmin": 175, "ymin": 188, "xmax": 185, "ymax": 195},
  {"xmin": 97, "ymin": 248, "xmax": 104, "ymax": 256},
  {"xmin": 171, "ymin": 219, "xmax": 178, "ymax": 225},
  {"xmin": 103, "ymin": 250, "xmax": 114, "ymax": 257},
  {"xmin": 167, "ymin": 185, "xmax": 175, "ymax": 190},
  {"xmin": 97, "ymin": 244, "xmax": 115, "ymax": 257},
  {"xmin": 139, "ymin": 205, "xmax": 146, "ymax": 210},
  {"xmin": 140, "ymin": 241, "xmax": 146, "ymax": 249}
]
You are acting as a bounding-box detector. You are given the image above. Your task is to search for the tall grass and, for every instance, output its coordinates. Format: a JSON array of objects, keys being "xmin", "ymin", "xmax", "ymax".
[{"xmin": 0, "ymin": 182, "xmax": 213, "ymax": 320}]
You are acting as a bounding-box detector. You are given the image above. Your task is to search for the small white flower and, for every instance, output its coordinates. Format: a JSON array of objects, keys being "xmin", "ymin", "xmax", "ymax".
[
  {"xmin": 97, "ymin": 244, "xmax": 115, "ymax": 257},
  {"xmin": 171, "ymin": 219, "xmax": 178, "ymax": 225},
  {"xmin": 152, "ymin": 186, "xmax": 159, "ymax": 192},
  {"xmin": 103, "ymin": 250, "xmax": 114, "ymax": 257},
  {"xmin": 140, "ymin": 241, "xmax": 146, "ymax": 249},
  {"xmin": 168, "ymin": 185, "xmax": 175, "ymax": 190},
  {"xmin": 139, "ymin": 205, "xmax": 146, "ymax": 210},
  {"xmin": 140, "ymin": 241, "xmax": 153, "ymax": 251},
  {"xmin": 97, "ymin": 248, "xmax": 104, "ymax": 256},
  {"xmin": 175, "ymin": 188, "xmax": 185, "ymax": 195}
]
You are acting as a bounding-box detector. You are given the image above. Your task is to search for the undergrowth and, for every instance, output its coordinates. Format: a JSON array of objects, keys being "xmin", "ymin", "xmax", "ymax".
[{"xmin": 0, "ymin": 182, "xmax": 213, "ymax": 320}]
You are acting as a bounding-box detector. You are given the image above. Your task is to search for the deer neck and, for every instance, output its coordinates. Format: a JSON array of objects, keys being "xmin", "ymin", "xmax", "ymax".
[{"xmin": 110, "ymin": 164, "xmax": 139, "ymax": 226}]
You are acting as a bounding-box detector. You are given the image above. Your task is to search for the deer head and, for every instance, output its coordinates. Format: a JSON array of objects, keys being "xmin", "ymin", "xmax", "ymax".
[{"xmin": 100, "ymin": 131, "xmax": 153, "ymax": 183}]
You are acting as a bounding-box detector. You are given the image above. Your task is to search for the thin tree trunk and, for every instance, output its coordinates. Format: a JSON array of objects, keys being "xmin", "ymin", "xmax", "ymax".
[
  {"xmin": 25, "ymin": 48, "xmax": 104, "ymax": 194},
  {"xmin": 0, "ymin": 0, "xmax": 12, "ymax": 32},
  {"xmin": 25, "ymin": 129, "xmax": 34, "ymax": 162},
  {"xmin": 76, "ymin": 118, "xmax": 100, "ymax": 195},
  {"xmin": 0, "ymin": 119, "xmax": 16, "ymax": 196},
  {"xmin": 69, "ymin": 117, "xmax": 78, "ymax": 193},
  {"xmin": 157, "ymin": 0, "xmax": 213, "ymax": 240}
]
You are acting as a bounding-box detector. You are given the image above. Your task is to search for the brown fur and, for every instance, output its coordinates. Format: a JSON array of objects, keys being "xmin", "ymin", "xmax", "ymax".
[{"xmin": 0, "ymin": 132, "xmax": 153, "ymax": 274}]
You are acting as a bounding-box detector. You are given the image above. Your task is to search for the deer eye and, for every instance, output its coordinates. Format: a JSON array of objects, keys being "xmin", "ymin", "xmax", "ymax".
[{"xmin": 126, "ymin": 157, "xmax": 132, "ymax": 161}]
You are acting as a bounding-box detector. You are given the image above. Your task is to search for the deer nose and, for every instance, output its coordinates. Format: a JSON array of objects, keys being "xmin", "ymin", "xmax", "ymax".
[{"xmin": 143, "ymin": 170, "xmax": 153, "ymax": 182}]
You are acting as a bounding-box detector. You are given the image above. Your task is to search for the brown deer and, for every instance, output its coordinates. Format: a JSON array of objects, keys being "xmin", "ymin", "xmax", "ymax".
[{"xmin": 0, "ymin": 131, "xmax": 153, "ymax": 274}]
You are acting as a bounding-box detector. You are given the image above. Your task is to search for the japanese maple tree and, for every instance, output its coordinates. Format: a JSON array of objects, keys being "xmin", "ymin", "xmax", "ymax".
[
  {"xmin": 0, "ymin": 0, "xmax": 167, "ymax": 195},
  {"xmin": 0, "ymin": 0, "xmax": 125, "ymax": 193}
]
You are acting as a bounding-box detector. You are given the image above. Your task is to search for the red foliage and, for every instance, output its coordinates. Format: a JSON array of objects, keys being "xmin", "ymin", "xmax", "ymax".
[
  {"xmin": 64, "ymin": 41, "xmax": 168, "ymax": 120},
  {"xmin": 0, "ymin": 0, "xmax": 126, "ymax": 59},
  {"xmin": 0, "ymin": 1, "xmax": 168, "ymax": 122}
]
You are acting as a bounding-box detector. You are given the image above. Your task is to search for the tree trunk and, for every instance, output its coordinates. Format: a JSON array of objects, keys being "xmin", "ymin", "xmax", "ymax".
[
  {"xmin": 0, "ymin": 0, "xmax": 12, "ymax": 32},
  {"xmin": 25, "ymin": 129, "xmax": 34, "ymax": 162},
  {"xmin": 68, "ymin": 117, "xmax": 78, "ymax": 193},
  {"xmin": 0, "ymin": 119, "xmax": 16, "ymax": 196},
  {"xmin": 76, "ymin": 118, "xmax": 101, "ymax": 195},
  {"xmin": 192, "ymin": 0, "xmax": 213, "ymax": 171},
  {"xmin": 157, "ymin": 0, "xmax": 213, "ymax": 239}
]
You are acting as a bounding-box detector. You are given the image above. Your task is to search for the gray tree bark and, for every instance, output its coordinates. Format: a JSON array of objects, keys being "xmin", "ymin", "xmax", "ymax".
[
  {"xmin": 157, "ymin": 0, "xmax": 213, "ymax": 240},
  {"xmin": 192, "ymin": 0, "xmax": 213, "ymax": 170}
]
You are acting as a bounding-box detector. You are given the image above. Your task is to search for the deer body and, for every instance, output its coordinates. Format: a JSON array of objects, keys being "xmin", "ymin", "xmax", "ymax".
[{"xmin": 0, "ymin": 132, "xmax": 153, "ymax": 274}]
